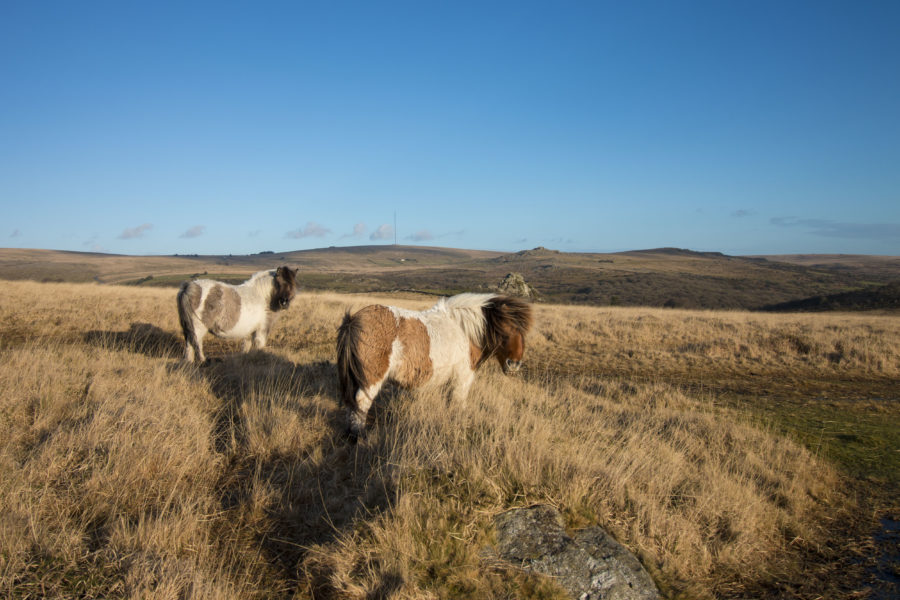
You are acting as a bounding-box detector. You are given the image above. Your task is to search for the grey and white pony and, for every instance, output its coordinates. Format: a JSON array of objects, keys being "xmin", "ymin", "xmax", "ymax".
[{"xmin": 177, "ymin": 266, "xmax": 299, "ymax": 362}]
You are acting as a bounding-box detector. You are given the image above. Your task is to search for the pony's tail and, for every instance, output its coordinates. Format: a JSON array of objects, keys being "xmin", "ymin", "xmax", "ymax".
[
  {"xmin": 177, "ymin": 282, "xmax": 199, "ymax": 348},
  {"xmin": 336, "ymin": 311, "xmax": 366, "ymax": 412}
]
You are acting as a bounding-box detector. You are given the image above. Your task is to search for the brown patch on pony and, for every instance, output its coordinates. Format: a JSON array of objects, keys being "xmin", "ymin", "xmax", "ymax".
[
  {"xmin": 337, "ymin": 305, "xmax": 395, "ymax": 412},
  {"xmin": 469, "ymin": 343, "xmax": 483, "ymax": 370},
  {"xmin": 395, "ymin": 316, "xmax": 432, "ymax": 387},
  {"xmin": 477, "ymin": 295, "xmax": 533, "ymax": 368},
  {"xmin": 201, "ymin": 284, "xmax": 242, "ymax": 333},
  {"xmin": 270, "ymin": 266, "xmax": 299, "ymax": 311}
]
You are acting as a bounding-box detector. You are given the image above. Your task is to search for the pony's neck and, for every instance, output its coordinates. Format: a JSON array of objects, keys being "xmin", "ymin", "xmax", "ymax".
[
  {"xmin": 241, "ymin": 270, "xmax": 275, "ymax": 303},
  {"xmin": 439, "ymin": 294, "xmax": 490, "ymax": 349}
]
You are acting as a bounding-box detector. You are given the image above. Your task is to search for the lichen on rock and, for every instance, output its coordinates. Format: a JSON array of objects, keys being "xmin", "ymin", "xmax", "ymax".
[
  {"xmin": 491, "ymin": 505, "xmax": 660, "ymax": 600},
  {"xmin": 497, "ymin": 272, "xmax": 536, "ymax": 299}
]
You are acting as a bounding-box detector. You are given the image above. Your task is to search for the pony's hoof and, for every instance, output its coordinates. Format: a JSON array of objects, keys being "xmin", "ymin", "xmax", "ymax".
[{"xmin": 344, "ymin": 427, "xmax": 366, "ymax": 445}]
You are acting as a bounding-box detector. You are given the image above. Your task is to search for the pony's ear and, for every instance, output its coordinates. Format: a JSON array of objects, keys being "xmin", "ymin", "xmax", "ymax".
[{"xmin": 275, "ymin": 265, "xmax": 298, "ymax": 289}]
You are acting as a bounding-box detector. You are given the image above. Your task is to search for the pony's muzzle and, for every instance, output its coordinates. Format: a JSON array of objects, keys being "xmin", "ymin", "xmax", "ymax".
[{"xmin": 504, "ymin": 359, "xmax": 523, "ymax": 374}]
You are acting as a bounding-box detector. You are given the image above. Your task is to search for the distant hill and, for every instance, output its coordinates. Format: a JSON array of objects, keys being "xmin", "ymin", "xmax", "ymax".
[
  {"xmin": 761, "ymin": 281, "xmax": 900, "ymax": 312},
  {"xmin": 2, "ymin": 245, "xmax": 898, "ymax": 311},
  {"xmin": 746, "ymin": 253, "xmax": 900, "ymax": 279}
]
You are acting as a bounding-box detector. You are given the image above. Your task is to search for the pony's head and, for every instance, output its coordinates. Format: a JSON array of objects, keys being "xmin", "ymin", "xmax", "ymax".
[
  {"xmin": 270, "ymin": 266, "xmax": 299, "ymax": 311},
  {"xmin": 480, "ymin": 295, "xmax": 533, "ymax": 374}
]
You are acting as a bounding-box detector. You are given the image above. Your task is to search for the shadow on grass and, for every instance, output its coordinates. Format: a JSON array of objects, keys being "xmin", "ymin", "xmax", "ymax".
[
  {"xmin": 191, "ymin": 351, "xmax": 403, "ymax": 598},
  {"xmin": 84, "ymin": 322, "xmax": 183, "ymax": 358},
  {"xmin": 85, "ymin": 322, "xmax": 404, "ymax": 595}
]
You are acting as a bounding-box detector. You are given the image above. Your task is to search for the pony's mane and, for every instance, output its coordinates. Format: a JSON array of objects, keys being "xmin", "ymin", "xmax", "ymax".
[
  {"xmin": 480, "ymin": 295, "xmax": 533, "ymax": 365},
  {"xmin": 244, "ymin": 269, "xmax": 277, "ymax": 295},
  {"xmin": 435, "ymin": 293, "xmax": 494, "ymax": 345},
  {"xmin": 248, "ymin": 269, "xmax": 276, "ymax": 284},
  {"xmin": 437, "ymin": 293, "xmax": 533, "ymax": 359},
  {"xmin": 242, "ymin": 267, "xmax": 298, "ymax": 311}
]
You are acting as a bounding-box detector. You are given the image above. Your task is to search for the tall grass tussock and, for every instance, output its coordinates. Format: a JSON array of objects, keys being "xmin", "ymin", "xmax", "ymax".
[{"xmin": 1, "ymin": 280, "xmax": 898, "ymax": 598}]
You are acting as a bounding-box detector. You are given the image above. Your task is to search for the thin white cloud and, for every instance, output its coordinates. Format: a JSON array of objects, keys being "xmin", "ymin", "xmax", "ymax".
[
  {"xmin": 732, "ymin": 209, "xmax": 755, "ymax": 218},
  {"xmin": 550, "ymin": 237, "xmax": 576, "ymax": 245},
  {"xmin": 406, "ymin": 229, "xmax": 433, "ymax": 242},
  {"xmin": 370, "ymin": 224, "xmax": 394, "ymax": 241},
  {"xmin": 180, "ymin": 225, "xmax": 206, "ymax": 238},
  {"xmin": 341, "ymin": 222, "xmax": 367, "ymax": 239},
  {"xmin": 82, "ymin": 233, "xmax": 108, "ymax": 253},
  {"xmin": 118, "ymin": 223, "xmax": 153, "ymax": 239},
  {"xmin": 286, "ymin": 221, "xmax": 332, "ymax": 239},
  {"xmin": 771, "ymin": 217, "xmax": 900, "ymax": 240}
]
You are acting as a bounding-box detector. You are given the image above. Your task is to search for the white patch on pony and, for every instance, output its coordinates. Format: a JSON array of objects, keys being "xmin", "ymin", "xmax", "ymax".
[
  {"xmin": 389, "ymin": 336, "xmax": 404, "ymax": 374},
  {"xmin": 389, "ymin": 297, "xmax": 490, "ymax": 391}
]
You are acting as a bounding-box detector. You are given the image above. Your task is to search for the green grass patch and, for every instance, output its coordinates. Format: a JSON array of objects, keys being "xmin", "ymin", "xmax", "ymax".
[{"xmin": 743, "ymin": 395, "xmax": 900, "ymax": 492}]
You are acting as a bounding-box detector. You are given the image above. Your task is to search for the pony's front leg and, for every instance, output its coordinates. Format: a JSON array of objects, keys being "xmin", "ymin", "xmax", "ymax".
[
  {"xmin": 251, "ymin": 328, "xmax": 268, "ymax": 350},
  {"xmin": 450, "ymin": 370, "xmax": 475, "ymax": 408},
  {"xmin": 242, "ymin": 338, "xmax": 253, "ymax": 353}
]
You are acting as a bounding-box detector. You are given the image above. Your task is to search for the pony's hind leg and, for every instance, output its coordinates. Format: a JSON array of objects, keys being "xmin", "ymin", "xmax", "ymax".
[
  {"xmin": 347, "ymin": 381, "xmax": 384, "ymax": 442},
  {"xmin": 187, "ymin": 322, "xmax": 207, "ymax": 363}
]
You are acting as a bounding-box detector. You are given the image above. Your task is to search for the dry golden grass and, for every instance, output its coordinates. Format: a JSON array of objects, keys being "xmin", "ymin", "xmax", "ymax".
[{"xmin": 1, "ymin": 280, "xmax": 898, "ymax": 599}]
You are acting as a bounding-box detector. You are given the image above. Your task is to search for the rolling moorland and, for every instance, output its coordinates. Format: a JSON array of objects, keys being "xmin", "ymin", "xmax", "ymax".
[
  {"xmin": 0, "ymin": 246, "xmax": 898, "ymax": 598},
  {"xmin": 2, "ymin": 245, "xmax": 900, "ymax": 310}
]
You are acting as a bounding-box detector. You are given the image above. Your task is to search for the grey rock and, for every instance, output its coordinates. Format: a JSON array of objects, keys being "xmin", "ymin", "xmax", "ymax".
[
  {"xmin": 497, "ymin": 272, "xmax": 536, "ymax": 299},
  {"xmin": 495, "ymin": 504, "xmax": 569, "ymax": 561},
  {"xmin": 493, "ymin": 505, "xmax": 660, "ymax": 600}
]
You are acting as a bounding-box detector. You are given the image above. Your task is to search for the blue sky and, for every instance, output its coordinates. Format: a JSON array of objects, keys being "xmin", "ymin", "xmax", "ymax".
[{"xmin": 2, "ymin": 1, "xmax": 899, "ymax": 256}]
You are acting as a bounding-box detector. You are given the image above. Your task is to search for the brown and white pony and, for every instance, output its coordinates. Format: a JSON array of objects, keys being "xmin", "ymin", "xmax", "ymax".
[
  {"xmin": 177, "ymin": 266, "xmax": 299, "ymax": 363},
  {"xmin": 336, "ymin": 293, "xmax": 533, "ymax": 441}
]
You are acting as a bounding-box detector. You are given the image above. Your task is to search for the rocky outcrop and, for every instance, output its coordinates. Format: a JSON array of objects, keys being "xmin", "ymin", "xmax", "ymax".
[
  {"xmin": 491, "ymin": 505, "xmax": 660, "ymax": 600},
  {"xmin": 497, "ymin": 272, "xmax": 536, "ymax": 299}
]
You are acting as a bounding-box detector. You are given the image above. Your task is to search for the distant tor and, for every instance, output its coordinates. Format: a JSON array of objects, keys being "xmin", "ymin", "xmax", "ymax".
[{"xmin": 497, "ymin": 272, "xmax": 536, "ymax": 299}]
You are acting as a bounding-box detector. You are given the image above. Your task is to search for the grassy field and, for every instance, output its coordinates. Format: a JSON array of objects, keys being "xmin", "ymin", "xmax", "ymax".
[{"xmin": 1, "ymin": 280, "xmax": 898, "ymax": 599}]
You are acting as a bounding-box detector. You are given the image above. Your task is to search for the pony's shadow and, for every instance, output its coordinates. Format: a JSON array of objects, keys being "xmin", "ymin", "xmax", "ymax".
[
  {"xmin": 84, "ymin": 322, "xmax": 183, "ymax": 358},
  {"xmin": 184, "ymin": 351, "xmax": 403, "ymax": 596},
  {"xmin": 86, "ymin": 323, "xmax": 403, "ymax": 592}
]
